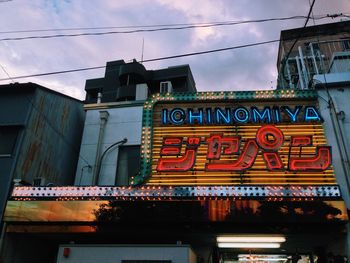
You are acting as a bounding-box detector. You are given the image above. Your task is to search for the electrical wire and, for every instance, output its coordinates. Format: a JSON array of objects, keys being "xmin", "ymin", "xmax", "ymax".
[
  {"xmin": 2, "ymin": 14, "xmax": 348, "ymax": 35},
  {"xmin": 280, "ymin": 0, "xmax": 317, "ymax": 84},
  {"xmin": 0, "ymin": 39, "xmax": 280, "ymax": 81},
  {"xmin": 0, "ymin": 65, "xmax": 106, "ymax": 81},
  {"xmin": 0, "ymin": 12, "xmax": 346, "ymax": 82},
  {"xmin": 0, "ymin": 17, "xmax": 307, "ymax": 34},
  {"xmin": 0, "ymin": 14, "xmax": 348, "ymax": 41},
  {"xmin": 309, "ymin": 0, "xmax": 316, "ymax": 26},
  {"xmin": 0, "ymin": 64, "xmax": 14, "ymax": 83}
]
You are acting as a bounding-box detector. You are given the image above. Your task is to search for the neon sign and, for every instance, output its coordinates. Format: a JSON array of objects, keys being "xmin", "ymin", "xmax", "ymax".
[
  {"xmin": 134, "ymin": 91, "xmax": 337, "ymax": 186},
  {"xmin": 156, "ymin": 125, "xmax": 331, "ymax": 172},
  {"xmin": 161, "ymin": 106, "xmax": 323, "ymax": 125}
]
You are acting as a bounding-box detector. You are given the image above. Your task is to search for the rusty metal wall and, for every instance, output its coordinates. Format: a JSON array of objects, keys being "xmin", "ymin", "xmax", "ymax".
[{"xmin": 12, "ymin": 85, "xmax": 85, "ymax": 186}]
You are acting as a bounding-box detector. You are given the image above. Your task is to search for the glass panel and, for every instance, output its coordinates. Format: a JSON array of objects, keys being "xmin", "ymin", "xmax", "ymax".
[
  {"xmin": 4, "ymin": 200, "xmax": 348, "ymax": 224},
  {"xmin": 116, "ymin": 145, "xmax": 140, "ymax": 185}
]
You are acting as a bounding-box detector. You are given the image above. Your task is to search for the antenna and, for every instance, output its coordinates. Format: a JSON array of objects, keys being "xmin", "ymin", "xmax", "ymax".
[{"xmin": 141, "ymin": 37, "xmax": 145, "ymax": 63}]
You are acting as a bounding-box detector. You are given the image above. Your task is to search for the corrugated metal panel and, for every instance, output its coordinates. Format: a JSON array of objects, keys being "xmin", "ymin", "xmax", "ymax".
[{"xmin": 14, "ymin": 87, "xmax": 84, "ymax": 186}]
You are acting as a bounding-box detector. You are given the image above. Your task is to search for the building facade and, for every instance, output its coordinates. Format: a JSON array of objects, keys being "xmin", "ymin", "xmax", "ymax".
[
  {"xmin": 0, "ymin": 83, "xmax": 85, "ymax": 262},
  {"xmin": 2, "ymin": 72, "xmax": 349, "ymax": 262},
  {"xmin": 0, "ymin": 83, "xmax": 85, "ymax": 220},
  {"xmin": 277, "ymin": 20, "xmax": 350, "ymax": 90},
  {"xmin": 277, "ymin": 20, "xmax": 350, "ymax": 256},
  {"xmin": 2, "ymin": 20, "xmax": 350, "ymax": 263}
]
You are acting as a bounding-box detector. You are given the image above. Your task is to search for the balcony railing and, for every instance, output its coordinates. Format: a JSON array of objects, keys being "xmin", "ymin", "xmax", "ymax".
[{"xmin": 278, "ymin": 39, "xmax": 350, "ymax": 89}]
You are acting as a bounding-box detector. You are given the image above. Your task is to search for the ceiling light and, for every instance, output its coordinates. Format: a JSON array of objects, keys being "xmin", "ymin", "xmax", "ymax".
[
  {"xmin": 217, "ymin": 242, "xmax": 281, "ymax": 248},
  {"xmin": 238, "ymin": 254, "xmax": 288, "ymax": 262},
  {"xmin": 239, "ymin": 257, "xmax": 287, "ymax": 261},
  {"xmin": 217, "ymin": 235, "xmax": 286, "ymax": 243}
]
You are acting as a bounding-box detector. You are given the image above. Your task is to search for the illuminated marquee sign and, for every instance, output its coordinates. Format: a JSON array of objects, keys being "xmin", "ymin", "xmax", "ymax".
[
  {"xmin": 4, "ymin": 91, "xmax": 344, "ymax": 208},
  {"xmin": 134, "ymin": 90, "xmax": 335, "ymax": 187}
]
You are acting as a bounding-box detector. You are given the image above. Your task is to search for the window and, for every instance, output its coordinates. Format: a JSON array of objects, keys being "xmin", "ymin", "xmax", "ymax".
[
  {"xmin": 160, "ymin": 81, "xmax": 173, "ymax": 93},
  {"xmin": 342, "ymin": 40, "xmax": 350, "ymax": 51},
  {"xmin": 0, "ymin": 126, "xmax": 20, "ymax": 157},
  {"xmin": 116, "ymin": 145, "xmax": 140, "ymax": 185}
]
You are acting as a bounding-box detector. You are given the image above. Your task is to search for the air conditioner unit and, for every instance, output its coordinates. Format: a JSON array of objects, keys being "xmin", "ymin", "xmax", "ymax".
[
  {"xmin": 160, "ymin": 81, "xmax": 173, "ymax": 93},
  {"xmin": 33, "ymin": 177, "xmax": 45, "ymax": 186},
  {"xmin": 136, "ymin": 83, "xmax": 148, "ymax": 100}
]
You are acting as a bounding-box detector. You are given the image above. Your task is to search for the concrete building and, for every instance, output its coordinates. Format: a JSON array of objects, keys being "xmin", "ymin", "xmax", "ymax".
[
  {"xmin": 84, "ymin": 59, "xmax": 196, "ymax": 104},
  {"xmin": 276, "ymin": 20, "xmax": 350, "ymax": 258},
  {"xmin": 277, "ymin": 20, "xmax": 350, "ymax": 90},
  {"xmin": 75, "ymin": 60, "xmax": 196, "ymax": 187}
]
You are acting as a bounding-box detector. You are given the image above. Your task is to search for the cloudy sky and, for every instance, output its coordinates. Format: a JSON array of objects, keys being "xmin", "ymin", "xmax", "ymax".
[{"xmin": 0, "ymin": 0, "xmax": 349, "ymax": 100}]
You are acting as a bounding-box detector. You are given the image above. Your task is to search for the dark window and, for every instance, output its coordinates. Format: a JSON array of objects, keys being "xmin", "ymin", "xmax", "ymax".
[
  {"xmin": 342, "ymin": 40, "xmax": 350, "ymax": 51},
  {"xmin": 312, "ymin": 43, "xmax": 320, "ymax": 51},
  {"xmin": 0, "ymin": 126, "xmax": 20, "ymax": 157},
  {"xmin": 116, "ymin": 145, "xmax": 140, "ymax": 185}
]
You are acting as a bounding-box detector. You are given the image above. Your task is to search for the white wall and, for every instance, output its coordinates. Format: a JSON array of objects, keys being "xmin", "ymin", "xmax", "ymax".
[
  {"xmin": 317, "ymin": 85, "xmax": 350, "ymax": 258},
  {"xmin": 317, "ymin": 86, "xmax": 350, "ymax": 206},
  {"xmin": 56, "ymin": 245, "xmax": 196, "ymax": 263},
  {"xmin": 75, "ymin": 104, "xmax": 143, "ymax": 186}
]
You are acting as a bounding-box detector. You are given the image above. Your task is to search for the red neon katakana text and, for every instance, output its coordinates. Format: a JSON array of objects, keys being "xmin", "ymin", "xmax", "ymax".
[{"xmin": 156, "ymin": 125, "xmax": 331, "ymax": 172}]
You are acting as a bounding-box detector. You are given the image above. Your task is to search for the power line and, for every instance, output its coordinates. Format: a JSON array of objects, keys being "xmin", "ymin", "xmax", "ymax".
[
  {"xmin": 0, "ymin": 16, "xmax": 307, "ymax": 34},
  {"xmin": 0, "ymin": 64, "xmax": 14, "ymax": 82},
  {"xmin": 142, "ymin": 39, "xmax": 279, "ymax": 62},
  {"xmin": 304, "ymin": 0, "xmax": 316, "ymax": 27},
  {"xmin": 0, "ymin": 65, "xmax": 106, "ymax": 81},
  {"xmin": 2, "ymin": 14, "xmax": 347, "ymax": 35},
  {"xmin": 0, "ymin": 11, "xmax": 346, "ymax": 82},
  {"xmin": 0, "ymin": 14, "xmax": 346, "ymax": 42},
  {"xmin": 0, "ymin": 39, "xmax": 280, "ymax": 81},
  {"xmin": 280, "ymin": 0, "xmax": 317, "ymax": 84},
  {"xmin": 309, "ymin": 0, "xmax": 316, "ymax": 26}
]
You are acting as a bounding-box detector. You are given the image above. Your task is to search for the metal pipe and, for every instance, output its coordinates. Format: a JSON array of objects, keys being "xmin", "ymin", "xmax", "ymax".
[
  {"xmin": 286, "ymin": 59, "xmax": 293, "ymax": 89},
  {"xmin": 295, "ymin": 56, "xmax": 304, "ymax": 89},
  {"xmin": 95, "ymin": 138, "xmax": 127, "ymax": 185},
  {"xmin": 97, "ymin": 92, "xmax": 102, "ymax": 104},
  {"xmin": 310, "ymin": 43, "xmax": 319, "ymax": 75},
  {"xmin": 298, "ymin": 46, "xmax": 309, "ymax": 89},
  {"xmin": 92, "ymin": 110, "xmax": 109, "ymax": 185}
]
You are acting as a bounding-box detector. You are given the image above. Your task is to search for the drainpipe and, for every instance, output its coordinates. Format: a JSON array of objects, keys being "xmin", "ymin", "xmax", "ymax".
[
  {"xmin": 97, "ymin": 92, "xmax": 102, "ymax": 104},
  {"xmin": 95, "ymin": 138, "xmax": 128, "ymax": 185},
  {"xmin": 92, "ymin": 110, "xmax": 109, "ymax": 185}
]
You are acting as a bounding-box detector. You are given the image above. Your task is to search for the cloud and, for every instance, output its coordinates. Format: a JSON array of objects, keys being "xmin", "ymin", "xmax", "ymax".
[{"xmin": 0, "ymin": 0, "xmax": 349, "ymax": 99}]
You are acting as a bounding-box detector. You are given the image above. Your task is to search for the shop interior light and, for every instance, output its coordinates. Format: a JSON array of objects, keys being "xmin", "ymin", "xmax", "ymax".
[
  {"xmin": 238, "ymin": 254, "xmax": 288, "ymax": 262},
  {"xmin": 217, "ymin": 235, "xmax": 286, "ymax": 249},
  {"xmin": 239, "ymin": 258, "xmax": 287, "ymax": 262},
  {"xmin": 217, "ymin": 235, "xmax": 286, "ymax": 243},
  {"xmin": 218, "ymin": 242, "xmax": 281, "ymax": 248}
]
